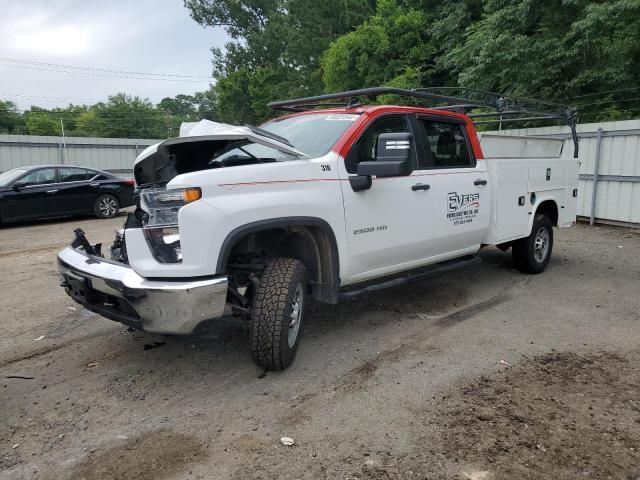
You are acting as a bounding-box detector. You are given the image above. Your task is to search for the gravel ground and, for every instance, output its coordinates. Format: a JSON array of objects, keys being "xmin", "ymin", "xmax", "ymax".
[{"xmin": 0, "ymin": 215, "xmax": 639, "ymax": 479}]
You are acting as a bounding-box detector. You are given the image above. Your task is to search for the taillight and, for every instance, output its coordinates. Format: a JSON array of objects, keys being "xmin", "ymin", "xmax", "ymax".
[{"xmin": 124, "ymin": 179, "xmax": 135, "ymax": 186}]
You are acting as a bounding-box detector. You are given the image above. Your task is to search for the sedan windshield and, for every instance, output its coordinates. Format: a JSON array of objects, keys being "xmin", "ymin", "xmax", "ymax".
[
  {"xmin": 261, "ymin": 112, "xmax": 361, "ymax": 158},
  {"xmin": 0, "ymin": 168, "xmax": 28, "ymax": 187}
]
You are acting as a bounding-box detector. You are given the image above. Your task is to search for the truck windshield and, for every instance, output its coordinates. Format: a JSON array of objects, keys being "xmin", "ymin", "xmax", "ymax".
[
  {"xmin": 261, "ymin": 113, "xmax": 361, "ymax": 158},
  {"xmin": 0, "ymin": 168, "xmax": 28, "ymax": 187}
]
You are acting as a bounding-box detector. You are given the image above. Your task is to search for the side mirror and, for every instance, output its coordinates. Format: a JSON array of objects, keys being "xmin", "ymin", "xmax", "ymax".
[
  {"xmin": 349, "ymin": 132, "xmax": 414, "ymax": 192},
  {"xmin": 12, "ymin": 182, "xmax": 27, "ymax": 191},
  {"xmin": 357, "ymin": 132, "xmax": 414, "ymax": 178}
]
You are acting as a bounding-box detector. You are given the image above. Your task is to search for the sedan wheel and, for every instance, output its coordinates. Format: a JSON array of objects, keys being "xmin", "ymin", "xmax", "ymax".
[{"xmin": 95, "ymin": 194, "xmax": 120, "ymax": 219}]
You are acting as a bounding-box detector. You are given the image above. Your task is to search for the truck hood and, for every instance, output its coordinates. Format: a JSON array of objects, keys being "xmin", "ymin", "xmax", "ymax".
[{"xmin": 134, "ymin": 120, "xmax": 307, "ymax": 186}]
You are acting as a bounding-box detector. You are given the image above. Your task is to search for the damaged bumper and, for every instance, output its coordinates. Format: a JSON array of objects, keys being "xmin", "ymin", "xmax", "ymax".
[{"xmin": 57, "ymin": 245, "xmax": 228, "ymax": 335}]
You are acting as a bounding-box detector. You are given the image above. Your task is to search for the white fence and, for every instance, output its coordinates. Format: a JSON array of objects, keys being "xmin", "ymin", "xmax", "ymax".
[
  {"xmin": 489, "ymin": 119, "xmax": 640, "ymax": 227},
  {"xmin": 0, "ymin": 134, "xmax": 161, "ymax": 177}
]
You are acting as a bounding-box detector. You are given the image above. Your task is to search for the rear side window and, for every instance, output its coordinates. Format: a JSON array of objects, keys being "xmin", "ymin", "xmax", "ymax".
[
  {"xmin": 59, "ymin": 167, "xmax": 95, "ymax": 182},
  {"xmin": 417, "ymin": 119, "xmax": 474, "ymax": 169}
]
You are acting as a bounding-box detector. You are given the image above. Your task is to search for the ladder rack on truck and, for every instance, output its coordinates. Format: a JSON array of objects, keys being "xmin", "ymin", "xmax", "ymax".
[{"xmin": 268, "ymin": 86, "xmax": 579, "ymax": 158}]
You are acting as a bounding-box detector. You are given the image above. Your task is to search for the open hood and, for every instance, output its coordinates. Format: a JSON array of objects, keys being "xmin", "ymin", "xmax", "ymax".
[{"xmin": 134, "ymin": 120, "xmax": 307, "ymax": 186}]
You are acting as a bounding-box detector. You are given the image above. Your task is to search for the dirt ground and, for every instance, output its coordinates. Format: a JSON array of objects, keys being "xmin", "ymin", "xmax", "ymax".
[{"xmin": 1, "ymin": 214, "xmax": 639, "ymax": 480}]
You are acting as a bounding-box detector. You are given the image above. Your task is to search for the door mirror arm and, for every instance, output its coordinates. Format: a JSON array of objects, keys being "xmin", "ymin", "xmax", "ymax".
[{"xmin": 12, "ymin": 182, "xmax": 27, "ymax": 191}]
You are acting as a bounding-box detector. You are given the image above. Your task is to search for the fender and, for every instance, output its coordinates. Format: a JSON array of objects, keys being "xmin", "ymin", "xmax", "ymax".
[
  {"xmin": 216, "ymin": 216, "xmax": 341, "ymax": 302},
  {"xmin": 527, "ymin": 197, "xmax": 560, "ymax": 235}
]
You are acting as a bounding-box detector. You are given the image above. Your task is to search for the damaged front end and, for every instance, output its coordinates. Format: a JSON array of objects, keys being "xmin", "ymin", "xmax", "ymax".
[
  {"xmin": 57, "ymin": 121, "xmax": 305, "ymax": 334},
  {"xmin": 57, "ymin": 226, "xmax": 228, "ymax": 335}
]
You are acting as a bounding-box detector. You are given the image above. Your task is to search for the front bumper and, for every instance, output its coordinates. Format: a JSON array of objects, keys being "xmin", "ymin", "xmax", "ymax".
[{"xmin": 57, "ymin": 246, "xmax": 228, "ymax": 335}]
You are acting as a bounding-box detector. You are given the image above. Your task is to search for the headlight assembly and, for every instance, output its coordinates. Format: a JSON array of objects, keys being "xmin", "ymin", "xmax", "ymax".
[{"xmin": 140, "ymin": 187, "xmax": 201, "ymax": 263}]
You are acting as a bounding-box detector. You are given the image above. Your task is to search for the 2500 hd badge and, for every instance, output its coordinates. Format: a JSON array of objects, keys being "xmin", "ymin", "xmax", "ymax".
[{"xmin": 447, "ymin": 192, "xmax": 480, "ymax": 226}]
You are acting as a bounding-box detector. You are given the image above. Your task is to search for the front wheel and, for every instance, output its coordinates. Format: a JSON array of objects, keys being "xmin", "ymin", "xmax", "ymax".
[
  {"xmin": 94, "ymin": 194, "xmax": 120, "ymax": 219},
  {"xmin": 250, "ymin": 258, "xmax": 307, "ymax": 370},
  {"xmin": 512, "ymin": 214, "xmax": 554, "ymax": 274}
]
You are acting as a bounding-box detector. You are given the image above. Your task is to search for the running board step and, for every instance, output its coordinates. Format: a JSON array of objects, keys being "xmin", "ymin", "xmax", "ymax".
[{"xmin": 338, "ymin": 254, "xmax": 481, "ymax": 301}]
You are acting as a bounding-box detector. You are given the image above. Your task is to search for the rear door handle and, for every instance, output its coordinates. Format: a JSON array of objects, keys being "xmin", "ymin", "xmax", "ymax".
[
  {"xmin": 412, "ymin": 183, "xmax": 430, "ymax": 191},
  {"xmin": 474, "ymin": 179, "xmax": 488, "ymax": 186},
  {"xmin": 89, "ymin": 182, "xmax": 100, "ymax": 187},
  {"xmin": 46, "ymin": 189, "xmax": 58, "ymax": 194}
]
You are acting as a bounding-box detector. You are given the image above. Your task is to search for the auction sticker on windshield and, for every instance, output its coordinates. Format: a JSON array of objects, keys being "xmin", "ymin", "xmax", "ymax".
[{"xmin": 325, "ymin": 114, "xmax": 360, "ymax": 121}]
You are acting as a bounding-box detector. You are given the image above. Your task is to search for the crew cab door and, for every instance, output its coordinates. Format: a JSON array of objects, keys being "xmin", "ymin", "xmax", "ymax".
[
  {"xmin": 339, "ymin": 114, "xmax": 436, "ymax": 283},
  {"xmin": 412, "ymin": 115, "xmax": 490, "ymax": 256}
]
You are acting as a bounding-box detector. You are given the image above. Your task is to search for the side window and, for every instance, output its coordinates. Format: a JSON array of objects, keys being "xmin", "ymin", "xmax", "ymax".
[
  {"xmin": 19, "ymin": 168, "xmax": 56, "ymax": 185},
  {"xmin": 346, "ymin": 115, "xmax": 410, "ymax": 174},
  {"xmin": 59, "ymin": 168, "xmax": 94, "ymax": 182},
  {"xmin": 417, "ymin": 119, "xmax": 474, "ymax": 169}
]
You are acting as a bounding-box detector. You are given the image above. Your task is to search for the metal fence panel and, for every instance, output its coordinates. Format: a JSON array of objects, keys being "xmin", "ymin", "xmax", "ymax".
[{"xmin": 0, "ymin": 134, "xmax": 161, "ymax": 176}]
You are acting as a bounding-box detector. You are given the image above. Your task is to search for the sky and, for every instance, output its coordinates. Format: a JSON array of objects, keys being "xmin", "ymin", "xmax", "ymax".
[{"xmin": 0, "ymin": 0, "xmax": 228, "ymax": 110}]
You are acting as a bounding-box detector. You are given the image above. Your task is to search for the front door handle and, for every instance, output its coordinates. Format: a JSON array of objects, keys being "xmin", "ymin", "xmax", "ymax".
[
  {"xmin": 474, "ymin": 179, "xmax": 488, "ymax": 186},
  {"xmin": 46, "ymin": 189, "xmax": 59, "ymax": 194},
  {"xmin": 412, "ymin": 183, "xmax": 430, "ymax": 191},
  {"xmin": 89, "ymin": 182, "xmax": 100, "ymax": 187}
]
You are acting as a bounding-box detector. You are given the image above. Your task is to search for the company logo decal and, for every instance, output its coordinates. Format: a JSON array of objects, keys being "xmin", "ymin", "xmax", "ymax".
[{"xmin": 447, "ymin": 192, "xmax": 480, "ymax": 226}]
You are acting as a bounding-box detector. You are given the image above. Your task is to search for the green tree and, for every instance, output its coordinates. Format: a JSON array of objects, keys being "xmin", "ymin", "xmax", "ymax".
[
  {"xmin": 185, "ymin": 0, "xmax": 376, "ymax": 123},
  {"xmin": 321, "ymin": 0, "xmax": 482, "ymax": 93},
  {"xmin": 24, "ymin": 109, "xmax": 60, "ymax": 136},
  {"xmin": 448, "ymin": 0, "xmax": 640, "ymax": 119},
  {"xmin": 0, "ymin": 100, "xmax": 25, "ymax": 134},
  {"xmin": 90, "ymin": 93, "xmax": 167, "ymax": 138}
]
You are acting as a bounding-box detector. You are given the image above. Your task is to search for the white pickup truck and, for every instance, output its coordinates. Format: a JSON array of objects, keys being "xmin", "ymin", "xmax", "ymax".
[{"xmin": 58, "ymin": 88, "xmax": 579, "ymax": 370}]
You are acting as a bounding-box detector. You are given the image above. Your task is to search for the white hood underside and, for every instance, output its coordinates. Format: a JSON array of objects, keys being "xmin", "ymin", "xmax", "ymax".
[{"xmin": 135, "ymin": 120, "xmax": 306, "ymax": 166}]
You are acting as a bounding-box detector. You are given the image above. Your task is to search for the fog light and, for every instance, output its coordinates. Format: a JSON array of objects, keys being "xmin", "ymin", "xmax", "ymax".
[{"xmin": 145, "ymin": 227, "xmax": 182, "ymax": 263}]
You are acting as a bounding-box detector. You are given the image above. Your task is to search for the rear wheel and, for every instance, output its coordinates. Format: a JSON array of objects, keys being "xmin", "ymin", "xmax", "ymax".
[
  {"xmin": 94, "ymin": 194, "xmax": 120, "ymax": 219},
  {"xmin": 512, "ymin": 214, "xmax": 553, "ymax": 274},
  {"xmin": 250, "ymin": 258, "xmax": 307, "ymax": 370}
]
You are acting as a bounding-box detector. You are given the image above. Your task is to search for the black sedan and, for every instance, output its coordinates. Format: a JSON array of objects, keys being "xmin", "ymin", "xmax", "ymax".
[{"xmin": 0, "ymin": 165, "xmax": 135, "ymax": 224}]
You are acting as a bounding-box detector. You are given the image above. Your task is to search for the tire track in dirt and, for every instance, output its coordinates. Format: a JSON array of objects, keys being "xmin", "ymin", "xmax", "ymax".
[
  {"xmin": 0, "ymin": 328, "xmax": 115, "ymax": 368},
  {"xmin": 49, "ymin": 429, "xmax": 207, "ymax": 480},
  {"xmin": 281, "ymin": 278, "xmax": 528, "ymax": 427},
  {"xmin": 0, "ymin": 244, "xmax": 66, "ymax": 259}
]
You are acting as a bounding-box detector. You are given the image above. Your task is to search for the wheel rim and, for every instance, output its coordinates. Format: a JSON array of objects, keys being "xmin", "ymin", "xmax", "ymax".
[
  {"xmin": 288, "ymin": 282, "xmax": 303, "ymax": 348},
  {"xmin": 98, "ymin": 197, "xmax": 117, "ymax": 217},
  {"xmin": 533, "ymin": 227, "xmax": 550, "ymax": 263}
]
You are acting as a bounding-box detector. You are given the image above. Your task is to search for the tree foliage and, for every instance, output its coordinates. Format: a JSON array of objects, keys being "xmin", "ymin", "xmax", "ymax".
[
  {"xmin": 185, "ymin": 0, "xmax": 376, "ymax": 124},
  {"xmin": 0, "ymin": 91, "xmax": 217, "ymax": 139},
  {"xmin": 321, "ymin": 0, "xmax": 640, "ymax": 120},
  {"xmin": 0, "ymin": 100, "xmax": 25, "ymax": 134}
]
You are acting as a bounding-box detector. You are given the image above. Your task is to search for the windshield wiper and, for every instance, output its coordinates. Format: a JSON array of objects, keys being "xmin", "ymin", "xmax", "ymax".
[{"xmin": 245, "ymin": 125, "xmax": 294, "ymax": 148}]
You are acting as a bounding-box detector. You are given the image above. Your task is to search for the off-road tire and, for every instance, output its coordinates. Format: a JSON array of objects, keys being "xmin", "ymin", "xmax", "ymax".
[
  {"xmin": 94, "ymin": 194, "xmax": 120, "ymax": 219},
  {"xmin": 512, "ymin": 214, "xmax": 554, "ymax": 274},
  {"xmin": 250, "ymin": 258, "xmax": 307, "ymax": 371}
]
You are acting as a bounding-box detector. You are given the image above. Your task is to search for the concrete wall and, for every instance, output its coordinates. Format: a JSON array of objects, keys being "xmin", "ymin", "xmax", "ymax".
[
  {"xmin": 488, "ymin": 119, "xmax": 640, "ymax": 227},
  {"xmin": 0, "ymin": 135, "xmax": 162, "ymax": 177}
]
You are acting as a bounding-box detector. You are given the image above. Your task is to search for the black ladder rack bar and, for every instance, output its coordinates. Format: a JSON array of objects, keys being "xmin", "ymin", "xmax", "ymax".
[
  {"xmin": 268, "ymin": 87, "xmax": 502, "ymax": 112},
  {"xmin": 474, "ymin": 116, "xmax": 560, "ymax": 125}
]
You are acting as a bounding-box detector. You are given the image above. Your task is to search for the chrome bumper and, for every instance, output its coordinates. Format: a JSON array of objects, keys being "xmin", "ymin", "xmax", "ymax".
[{"xmin": 57, "ymin": 246, "xmax": 228, "ymax": 335}]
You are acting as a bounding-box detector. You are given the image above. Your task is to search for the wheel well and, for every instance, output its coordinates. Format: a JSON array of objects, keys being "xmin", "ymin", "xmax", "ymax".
[
  {"xmin": 219, "ymin": 219, "xmax": 340, "ymax": 304},
  {"xmin": 536, "ymin": 200, "xmax": 558, "ymax": 226}
]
